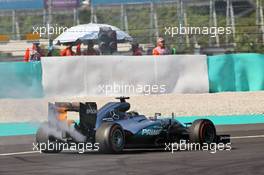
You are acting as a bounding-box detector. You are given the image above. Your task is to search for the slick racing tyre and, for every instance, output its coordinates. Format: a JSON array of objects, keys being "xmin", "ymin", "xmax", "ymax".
[
  {"xmin": 96, "ymin": 123, "xmax": 125, "ymax": 153},
  {"xmin": 189, "ymin": 119, "xmax": 216, "ymax": 144},
  {"xmin": 36, "ymin": 122, "xmax": 62, "ymax": 153}
]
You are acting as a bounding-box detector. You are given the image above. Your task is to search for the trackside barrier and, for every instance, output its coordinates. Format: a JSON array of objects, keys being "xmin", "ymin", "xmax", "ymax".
[
  {"xmin": 208, "ymin": 53, "xmax": 264, "ymax": 92},
  {"xmin": 0, "ymin": 61, "xmax": 43, "ymax": 98},
  {"xmin": 0, "ymin": 53, "xmax": 263, "ymax": 98},
  {"xmin": 41, "ymin": 55, "xmax": 209, "ymax": 97}
]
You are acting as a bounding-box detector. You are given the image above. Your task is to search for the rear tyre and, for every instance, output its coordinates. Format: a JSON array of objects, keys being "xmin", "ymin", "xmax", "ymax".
[
  {"xmin": 96, "ymin": 123, "xmax": 125, "ymax": 153},
  {"xmin": 36, "ymin": 122, "xmax": 62, "ymax": 153},
  {"xmin": 189, "ymin": 119, "xmax": 216, "ymax": 144}
]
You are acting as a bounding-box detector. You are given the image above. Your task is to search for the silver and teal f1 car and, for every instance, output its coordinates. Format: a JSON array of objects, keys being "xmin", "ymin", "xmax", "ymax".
[{"xmin": 36, "ymin": 97, "xmax": 230, "ymax": 153}]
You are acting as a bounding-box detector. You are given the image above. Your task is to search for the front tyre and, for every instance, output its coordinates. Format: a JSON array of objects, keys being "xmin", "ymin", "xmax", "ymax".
[
  {"xmin": 96, "ymin": 123, "xmax": 125, "ymax": 153},
  {"xmin": 189, "ymin": 119, "xmax": 216, "ymax": 144}
]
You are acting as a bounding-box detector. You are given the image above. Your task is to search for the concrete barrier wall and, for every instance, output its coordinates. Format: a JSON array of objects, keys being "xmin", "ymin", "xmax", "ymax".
[
  {"xmin": 41, "ymin": 55, "xmax": 209, "ymax": 97},
  {"xmin": 1, "ymin": 53, "xmax": 263, "ymax": 98},
  {"xmin": 208, "ymin": 53, "xmax": 264, "ymax": 92}
]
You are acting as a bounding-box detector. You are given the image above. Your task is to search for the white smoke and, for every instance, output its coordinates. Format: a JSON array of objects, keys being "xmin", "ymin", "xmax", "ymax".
[{"xmin": 42, "ymin": 103, "xmax": 86, "ymax": 142}]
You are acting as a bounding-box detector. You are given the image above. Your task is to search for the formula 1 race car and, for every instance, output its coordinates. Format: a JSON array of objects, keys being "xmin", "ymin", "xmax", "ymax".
[{"xmin": 36, "ymin": 97, "xmax": 230, "ymax": 153}]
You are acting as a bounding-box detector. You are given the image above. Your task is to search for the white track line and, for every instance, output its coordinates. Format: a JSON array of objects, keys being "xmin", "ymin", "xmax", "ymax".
[
  {"xmin": 0, "ymin": 151, "xmax": 39, "ymax": 156},
  {"xmin": 231, "ymin": 135, "xmax": 264, "ymax": 139}
]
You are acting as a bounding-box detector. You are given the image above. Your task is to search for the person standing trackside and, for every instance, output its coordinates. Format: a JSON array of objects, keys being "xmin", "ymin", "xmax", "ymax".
[
  {"xmin": 76, "ymin": 43, "xmax": 82, "ymax": 56},
  {"xmin": 152, "ymin": 37, "xmax": 170, "ymax": 55},
  {"xmin": 24, "ymin": 42, "xmax": 44, "ymax": 62},
  {"xmin": 60, "ymin": 44, "xmax": 75, "ymax": 56},
  {"xmin": 83, "ymin": 40, "xmax": 99, "ymax": 55},
  {"xmin": 47, "ymin": 39, "xmax": 54, "ymax": 56},
  {"xmin": 131, "ymin": 42, "xmax": 142, "ymax": 56}
]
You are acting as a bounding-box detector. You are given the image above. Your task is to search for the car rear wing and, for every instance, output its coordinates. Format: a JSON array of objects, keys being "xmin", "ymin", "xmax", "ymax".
[
  {"xmin": 48, "ymin": 102, "xmax": 98, "ymax": 134},
  {"xmin": 53, "ymin": 102, "xmax": 80, "ymax": 112},
  {"xmin": 79, "ymin": 102, "xmax": 98, "ymax": 133}
]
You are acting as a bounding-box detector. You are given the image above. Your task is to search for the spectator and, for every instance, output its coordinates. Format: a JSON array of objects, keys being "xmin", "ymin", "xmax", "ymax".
[
  {"xmin": 146, "ymin": 47, "xmax": 154, "ymax": 55},
  {"xmin": 76, "ymin": 43, "xmax": 82, "ymax": 56},
  {"xmin": 131, "ymin": 42, "xmax": 142, "ymax": 56},
  {"xmin": 24, "ymin": 48, "xmax": 30, "ymax": 62},
  {"xmin": 83, "ymin": 40, "xmax": 99, "ymax": 55},
  {"xmin": 60, "ymin": 44, "xmax": 75, "ymax": 56},
  {"xmin": 171, "ymin": 47, "xmax": 177, "ymax": 54},
  {"xmin": 24, "ymin": 42, "xmax": 44, "ymax": 62},
  {"xmin": 152, "ymin": 37, "xmax": 170, "ymax": 55},
  {"xmin": 47, "ymin": 39, "xmax": 54, "ymax": 56}
]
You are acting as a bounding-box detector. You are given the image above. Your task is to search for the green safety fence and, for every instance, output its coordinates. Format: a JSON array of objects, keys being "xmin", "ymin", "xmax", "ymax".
[
  {"xmin": 208, "ymin": 53, "xmax": 264, "ymax": 92},
  {"xmin": 0, "ymin": 61, "xmax": 43, "ymax": 98}
]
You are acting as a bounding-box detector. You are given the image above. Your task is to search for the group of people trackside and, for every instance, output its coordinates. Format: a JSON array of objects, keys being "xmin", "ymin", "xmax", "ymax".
[
  {"xmin": 152, "ymin": 37, "xmax": 171, "ymax": 55},
  {"xmin": 24, "ymin": 37, "xmax": 174, "ymax": 62},
  {"xmin": 24, "ymin": 42, "xmax": 45, "ymax": 62},
  {"xmin": 132, "ymin": 37, "xmax": 175, "ymax": 56},
  {"xmin": 60, "ymin": 41, "xmax": 100, "ymax": 56},
  {"xmin": 24, "ymin": 40, "xmax": 100, "ymax": 62},
  {"xmin": 24, "ymin": 40, "xmax": 54, "ymax": 62}
]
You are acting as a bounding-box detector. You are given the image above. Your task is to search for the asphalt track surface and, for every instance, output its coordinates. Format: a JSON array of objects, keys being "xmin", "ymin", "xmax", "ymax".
[{"xmin": 0, "ymin": 124, "xmax": 264, "ymax": 175}]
